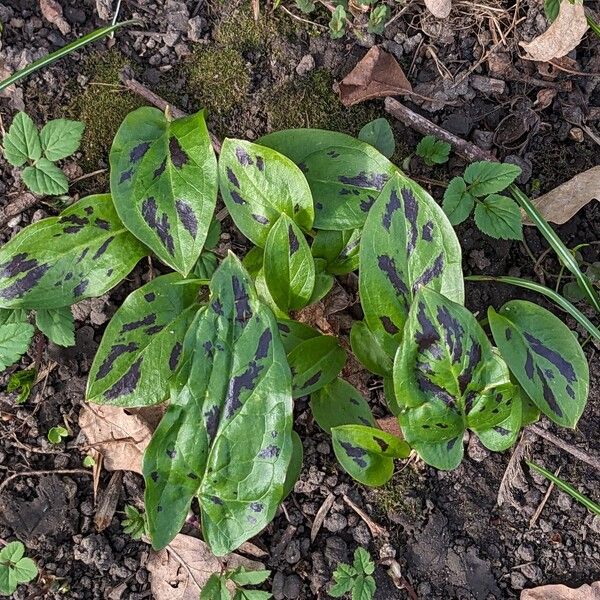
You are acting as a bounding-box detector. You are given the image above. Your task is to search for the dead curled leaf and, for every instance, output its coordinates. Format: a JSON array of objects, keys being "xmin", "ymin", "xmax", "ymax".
[
  {"xmin": 525, "ymin": 166, "xmax": 600, "ymax": 225},
  {"xmin": 147, "ymin": 533, "xmax": 264, "ymax": 600},
  {"xmin": 338, "ymin": 47, "xmax": 412, "ymax": 107},
  {"xmin": 78, "ymin": 404, "xmax": 155, "ymax": 474},
  {"xmin": 424, "ymin": 0, "xmax": 452, "ymax": 19},
  {"xmin": 520, "ymin": 581, "xmax": 600, "ymax": 600},
  {"xmin": 520, "ymin": 0, "xmax": 588, "ymax": 62}
]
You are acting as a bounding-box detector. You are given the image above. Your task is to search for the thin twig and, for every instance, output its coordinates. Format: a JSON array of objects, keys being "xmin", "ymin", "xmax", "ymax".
[
  {"xmin": 530, "ymin": 425, "xmax": 600, "ymax": 472},
  {"xmin": 342, "ymin": 494, "xmax": 387, "ymax": 537}
]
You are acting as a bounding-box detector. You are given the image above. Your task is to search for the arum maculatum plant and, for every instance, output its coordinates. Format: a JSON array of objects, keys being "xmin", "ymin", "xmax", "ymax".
[{"xmin": 0, "ymin": 106, "xmax": 590, "ymax": 555}]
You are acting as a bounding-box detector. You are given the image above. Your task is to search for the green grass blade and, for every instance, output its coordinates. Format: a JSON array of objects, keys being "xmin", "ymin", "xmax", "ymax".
[
  {"xmin": 510, "ymin": 185, "xmax": 600, "ymax": 313},
  {"xmin": 465, "ymin": 275, "xmax": 600, "ymax": 344},
  {"xmin": 588, "ymin": 15, "xmax": 600, "ymax": 39},
  {"xmin": 527, "ymin": 461, "xmax": 600, "ymax": 516},
  {"xmin": 0, "ymin": 21, "xmax": 137, "ymax": 93}
]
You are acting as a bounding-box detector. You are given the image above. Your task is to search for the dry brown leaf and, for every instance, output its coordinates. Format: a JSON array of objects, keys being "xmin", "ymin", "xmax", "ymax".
[
  {"xmin": 78, "ymin": 404, "xmax": 154, "ymax": 474},
  {"xmin": 424, "ymin": 0, "xmax": 452, "ymax": 18},
  {"xmin": 39, "ymin": 0, "xmax": 71, "ymax": 35},
  {"xmin": 520, "ymin": 0, "xmax": 588, "ymax": 63},
  {"xmin": 148, "ymin": 533, "xmax": 264, "ymax": 600},
  {"xmin": 521, "ymin": 582, "xmax": 600, "ymax": 600},
  {"xmin": 526, "ymin": 166, "xmax": 600, "ymax": 225},
  {"xmin": 338, "ymin": 47, "xmax": 412, "ymax": 107}
]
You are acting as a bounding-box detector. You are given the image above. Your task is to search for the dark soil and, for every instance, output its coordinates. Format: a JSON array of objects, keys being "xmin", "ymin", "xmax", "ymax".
[{"xmin": 0, "ymin": 1, "xmax": 599, "ymax": 599}]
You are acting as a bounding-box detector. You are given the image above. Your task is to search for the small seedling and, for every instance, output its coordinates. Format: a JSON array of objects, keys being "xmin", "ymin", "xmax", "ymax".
[
  {"xmin": 201, "ymin": 566, "xmax": 272, "ymax": 600},
  {"xmin": 442, "ymin": 161, "xmax": 523, "ymax": 240},
  {"xmin": 329, "ymin": 548, "xmax": 376, "ymax": 600},
  {"xmin": 121, "ymin": 505, "xmax": 148, "ymax": 540},
  {"xmin": 2, "ymin": 112, "xmax": 84, "ymax": 195},
  {"xmin": 0, "ymin": 541, "xmax": 38, "ymax": 597},
  {"xmin": 329, "ymin": 5, "xmax": 347, "ymax": 39},
  {"xmin": 83, "ymin": 455, "xmax": 96, "ymax": 468},
  {"xmin": 47, "ymin": 425, "xmax": 68, "ymax": 444},
  {"xmin": 7, "ymin": 368, "xmax": 36, "ymax": 404},
  {"xmin": 415, "ymin": 135, "xmax": 451, "ymax": 166},
  {"xmin": 367, "ymin": 4, "xmax": 390, "ymax": 34}
]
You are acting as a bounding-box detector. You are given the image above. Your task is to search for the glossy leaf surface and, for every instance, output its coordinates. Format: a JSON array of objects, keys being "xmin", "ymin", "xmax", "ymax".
[
  {"xmin": 287, "ymin": 335, "xmax": 346, "ymax": 398},
  {"xmin": 488, "ymin": 300, "xmax": 588, "ymax": 428},
  {"xmin": 259, "ymin": 129, "xmax": 397, "ymax": 230},
  {"xmin": 87, "ymin": 274, "xmax": 201, "ymax": 407},
  {"xmin": 394, "ymin": 287, "xmax": 514, "ymax": 469},
  {"xmin": 311, "ymin": 228, "xmax": 361, "ymax": 275},
  {"xmin": 143, "ymin": 255, "xmax": 293, "ymax": 555},
  {"xmin": 331, "ymin": 424, "xmax": 410, "ymax": 486},
  {"xmin": 360, "ymin": 174, "xmax": 464, "ymax": 356},
  {"xmin": 350, "ymin": 320, "xmax": 392, "ymax": 377},
  {"xmin": 110, "ymin": 107, "xmax": 218, "ymax": 275},
  {"xmin": 0, "ymin": 194, "xmax": 147, "ymax": 309},
  {"xmin": 264, "ymin": 214, "xmax": 315, "ymax": 313},
  {"xmin": 310, "ymin": 378, "xmax": 376, "ymax": 433},
  {"xmin": 219, "ymin": 139, "xmax": 314, "ymax": 247}
]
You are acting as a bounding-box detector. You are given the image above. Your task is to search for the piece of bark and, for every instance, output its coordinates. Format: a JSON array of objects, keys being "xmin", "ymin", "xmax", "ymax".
[
  {"xmin": 0, "ymin": 193, "xmax": 39, "ymax": 228},
  {"xmin": 339, "ymin": 47, "xmax": 412, "ymax": 107}
]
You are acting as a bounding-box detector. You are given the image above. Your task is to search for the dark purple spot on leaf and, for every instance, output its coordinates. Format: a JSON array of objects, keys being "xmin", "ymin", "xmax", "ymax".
[
  {"xmin": 105, "ymin": 358, "xmax": 143, "ymax": 400},
  {"xmin": 150, "ymin": 471, "xmax": 159, "ymax": 482},
  {"xmin": 288, "ymin": 225, "xmax": 299, "ymax": 254},
  {"xmin": 437, "ymin": 305, "xmax": 463, "ymax": 362},
  {"xmin": 76, "ymin": 248, "xmax": 89, "ymax": 264},
  {"xmin": 339, "ymin": 171, "xmax": 389, "ymax": 191},
  {"xmin": 227, "ymin": 167, "xmax": 239, "ymax": 187},
  {"xmin": 84, "ymin": 206, "xmax": 94, "ymax": 215},
  {"xmin": 231, "ymin": 190, "xmax": 246, "ymax": 205},
  {"xmin": 360, "ymin": 196, "xmax": 376, "ymax": 212},
  {"xmin": 153, "ymin": 159, "xmax": 166, "ymax": 179},
  {"xmin": 95, "ymin": 219, "xmax": 110, "ymax": 231},
  {"xmin": 169, "ymin": 342, "xmax": 182, "ymax": 371},
  {"xmin": 120, "ymin": 168, "xmax": 133, "ymax": 184},
  {"xmin": 169, "ymin": 137, "xmax": 188, "ymax": 168},
  {"xmin": 382, "ymin": 189, "xmax": 401, "ymax": 231},
  {"xmin": 315, "ymin": 202, "xmax": 323, "ymax": 210},
  {"xmin": 256, "ymin": 156, "xmax": 264, "ymax": 171},
  {"xmin": 258, "ymin": 445, "xmax": 280, "ymax": 459},
  {"xmin": 422, "ymin": 220, "xmax": 434, "ymax": 241},
  {"xmin": 378, "ymin": 255, "xmax": 408, "ymax": 297},
  {"xmin": 505, "ymin": 328, "xmax": 512, "ymax": 341},
  {"xmin": 130, "ymin": 142, "xmax": 150, "ymax": 163},
  {"xmin": 212, "ymin": 299, "xmax": 224, "ymax": 315},
  {"xmin": 255, "ymin": 329, "xmax": 272, "ymax": 360},
  {"xmin": 457, "ymin": 337, "xmax": 482, "ymax": 394},
  {"xmin": 93, "ymin": 236, "xmax": 115, "ymax": 260},
  {"xmin": 235, "ymin": 147, "xmax": 253, "ymax": 166},
  {"xmin": 412, "ymin": 253, "xmax": 444, "ymax": 293},
  {"xmin": 417, "ymin": 374, "xmax": 456, "ymax": 407},
  {"xmin": 374, "ymin": 437, "xmax": 389, "ymax": 452},
  {"xmin": 121, "ymin": 313, "xmax": 156, "ymax": 333},
  {"xmin": 225, "ymin": 360, "xmax": 263, "ymax": 418},
  {"xmin": 536, "ymin": 366, "xmax": 563, "ymax": 417},
  {"xmin": 340, "ymin": 441, "xmax": 367, "ymax": 468},
  {"xmin": 65, "ymin": 272, "xmax": 73, "ymax": 280},
  {"xmin": 0, "ymin": 253, "xmax": 39, "ymax": 278},
  {"xmin": 73, "ymin": 279, "xmax": 89, "ymax": 298},
  {"xmin": 145, "ymin": 325, "xmax": 164, "ymax": 335},
  {"xmin": 142, "ymin": 197, "xmax": 175, "ymax": 256},
  {"xmin": 525, "ymin": 350, "xmax": 534, "ymax": 379},
  {"xmin": 97, "ymin": 342, "xmax": 139, "ymax": 380},
  {"xmin": 250, "ymin": 502, "xmax": 264, "ymax": 512},
  {"xmin": 447, "ymin": 437, "xmax": 458, "ymax": 450},
  {"xmin": 166, "ymin": 448, "xmax": 177, "ymax": 459},
  {"xmin": 252, "ymin": 213, "xmax": 269, "ymax": 225},
  {"xmin": 494, "ymin": 426, "xmax": 510, "ymax": 436},
  {"xmin": 524, "ymin": 332, "xmax": 576, "ymax": 383},
  {"xmin": 415, "ymin": 302, "xmax": 440, "ymax": 352},
  {"xmin": 278, "ymin": 322, "xmax": 291, "ymax": 334},
  {"xmin": 211, "ymin": 496, "xmax": 223, "ymax": 505},
  {"xmin": 233, "ymin": 275, "xmax": 252, "ymax": 325},
  {"xmin": 380, "ymin": 316, "xmax": 400, "ymax": 335},
  {"xmin": 205, "ymin": 405, "xmax": 220, "ymax": 443},
  {"xmin": 175, "ymin": 200, "xmax": 198, "ymax": 239},
  {"xmin": 144, "ymin": 292, "xmax": 156, "ymax": 302},
  {"xmin": 402, "ymin": 188, "xmax": 419, "ymax": 253},
  {"xmin": 302, "ymin": 371, "xmax": 322, "ymax": 389},
  {"xmin": 188, "ymin": 472, "xmax": 198, "ymax": 479}
]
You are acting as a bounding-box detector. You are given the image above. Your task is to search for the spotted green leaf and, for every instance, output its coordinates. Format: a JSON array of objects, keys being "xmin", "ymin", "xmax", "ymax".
[
  {"xmin": 87, "ymin": 274, "xmax": 202, "ymax": 407},
  {"xmin": 143, "ymin": 254, "xmax": 293, "ymax": 555},
  {"xmin": 110, "ymin": 107, "xmax": 218, "ymax": 276},
  {"xmin": 359, "ymin": 174, "xmax": 464, "ymax": 356},
  {"xmin": 474, "ymin": 387, "xmax": 523, "ymax": 452},
  {"xmin": 258, "ymin": 129, "xmax": 397, "ymax": 230},
  {"xmin": 3, "ymin": 112, "xmax": 41, "ymax": 167},
  {"xmin": 35, "ymin": 306, "xmax": 75, "ymax": 347},
  {"xmin": 40, "ymin": 118, "xmax": 84, "ymax": 161},
  {"xmin": 276, "ymin": 319, "xmax": 319, "ymax": 353},
  {"xmin": 310, "ymin": 377, "xmax": 376, "ymax": 433},
  {"xmin": 488, "ymin": 300, "xmax": 588, "ymax": 428},
  {"xmin": 0, "ymin": 194, "xmax": 147, "ymax": 309},
  {"xmin": 331, "ymin": 424, "xmax": 410, "ymax": 486},
  {"xmin": 22, "ymin": 158, "xmax": 68, "ymax": 195},
  {"xmin": 311, "ymin": 228, "xmax": 360, "ymax": 275},
  {"xmin": 264, "ymin": 214, "xmax": 315, "ymax": 313},
  {"xmin": 0, "ymin": 322, "xmax": 34, "ymax": 371},
  {"xmin": 288, "ymin": 335, "xmax": 346, "ymax": 398},
  {"xmin": 350, "ymin": 320, "xmax": 392, "ymax": 377},
  {"xmin": 219, "ymin": 139, "xmax": 314, "ymax": 247},
  {"xmin": 394, "ymin": 287, "xmax": 514, "ymax": 470}
]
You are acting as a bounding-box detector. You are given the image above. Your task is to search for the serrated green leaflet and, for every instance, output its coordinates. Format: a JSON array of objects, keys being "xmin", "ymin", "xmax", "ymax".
[
  {"xmin": 110, "ymin": 106, "xmax": 218, "ymax": 276},
  {"xmin": 473, "ymin": 194, "xmax": 522, "ymax": 240},
  {"xmin": 22, "ymin": 158, "xmax": 69, "ymax": 195},
  {"xmin": 359, "ymin": 174, "xmax": 464, "ymax": 356},
  {"xmin": 0, "ymin": 194, "xmax": 147, "ymax": 309},
  {"xmin": 3, "ymin": 112, "xmax": 41, "ymax": 167},
  {"xmin": 416, "ymin": 136, "xmax": 450, "ymax": 166},
  {"xmin": 143, "ymin": 254, "xmax": 293, "ymax": 555},
  {"xmin": 488, "ymin": 300, "xmax": 588, "ymax": 428},
  {"xmin": 394, "ymin": 287, "xmax": 514, "ymax": 470},
  {"xmin": 35, "ymin": 306, "xmax": 75, "ymax": 347},
  {"xmin": 219, "ymin": 139, "xmax": 314, "ymax": 247},
  {"xmin": 311, "ymin": 228, "xmax": 361, "ymax": 275},
  {"xmin": 87, "ymin": 274, "xmax": 201, "ymax": 407},
  {"xmin": 463, "ymin": 161, "xmax": 521, "ymax": 196},
  {"xmin": 264, "ymin": 214, "xmax": 315, "ymax": 313},
  {"xmin": 442, "ymin": 177, "xmax": 474, "ymax": 225},
  {"xmin": 331, "ymin": 424, "xmax": 410, "ymax": 486},
  {"xmin": 0, "ymin": 322, "xmax": 34, "ymax": 370},
  {"xmin": 310, "ymin": 378, "xmax": 376, "ymax": 433},
  {"xmin": 287, "ymin": 335, "xmax": 346, "ymax": 398},
  {"xmin": 350, "ymin": 320, "xmax": 392, "ymax": 376},
  {"xmin": 40, "ymin": 119, "xmax": 85, "ymax": 161},
  {"xmin": 259, "ymin": 129, "xmax": 397, "ymax": 230}
]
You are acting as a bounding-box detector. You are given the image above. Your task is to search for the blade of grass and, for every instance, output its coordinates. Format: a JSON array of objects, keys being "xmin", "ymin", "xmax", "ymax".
[
  {"xmin": 465, "ymin": 275, "xmax": 600, "ymax": 344},
  {"xmin": 526, "ymin": 461, "xmax": 600, "ymax": 516},
  {"xmin": 0, "ymin": 21, "xmax": 137, "ymax": 93},
  {"xmin": 510, "ymin": 184, "xmax": 600, "ymax": 313}
]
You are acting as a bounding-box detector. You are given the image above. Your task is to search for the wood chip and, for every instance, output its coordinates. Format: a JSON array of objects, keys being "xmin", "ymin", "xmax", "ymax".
[
  {"xmin": 94, "ymin": 471, "xmax": 123, "ymax": 532},
  {"xmin": 338, "ymin": 47, "xmax": 412, "ymax": 107},
  {"xmin": 526, "ymin": 166, "xmax": 600, "ymax": 225},
  {"xmin": 520, "ymin": 0, "xmax": 588, "ymax": 62},
  {"xmin": 311, "ymin": 493, "xmax": 335, "ymax": 542}
]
